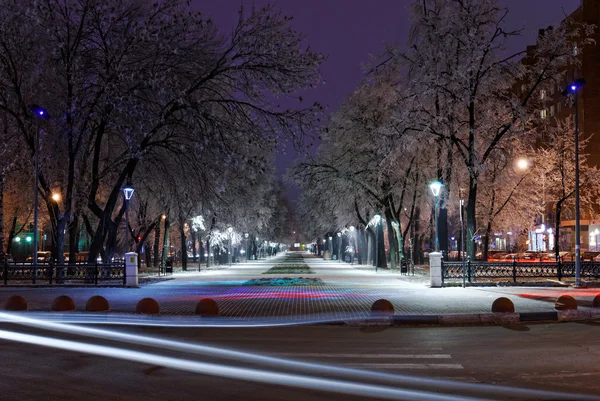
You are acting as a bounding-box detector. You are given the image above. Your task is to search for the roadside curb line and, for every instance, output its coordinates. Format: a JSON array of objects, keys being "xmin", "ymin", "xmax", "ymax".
[{"xmin": 343, "ymin": 309, "xmax": 600, "ymax": 327}]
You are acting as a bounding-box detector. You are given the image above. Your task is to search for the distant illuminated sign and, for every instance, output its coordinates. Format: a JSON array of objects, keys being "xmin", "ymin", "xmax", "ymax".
[{"xmin": 294, "ymin": 243, "xmax": 300, "ymax": 248}]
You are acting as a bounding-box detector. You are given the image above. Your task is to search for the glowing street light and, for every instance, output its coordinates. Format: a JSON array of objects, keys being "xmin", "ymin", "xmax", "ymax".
[
  {"xmin": 51, "ymin": 193, "xmax": 61, "ymax": 202},
  {"xmin": 429, "ymin": 181, "xmax": 443, "ymax": 252},
  {"xmin": 516, "ymin": 158, "xmax": 530, "ymax": 171}
]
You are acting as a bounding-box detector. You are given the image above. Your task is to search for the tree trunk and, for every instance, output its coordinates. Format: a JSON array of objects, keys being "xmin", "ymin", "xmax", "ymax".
[
  {"xmin": 6, "ymin": 216, "xmax": 17, "ymax": 256},
  {"xmin": 482, "ymin": 221, "xmax": 492, "ymax": 261},
  {"xmin": 555, "ymin": 200, "xmax": 563, "ymax": 261},
  {"xmin": 384, "ymin": 208, "xmax": 396, "ymax": 269},
  {"xmin": 144, "ymin": 239, "xmax": 151, "ymax": 267},
  {"xmin": 206, "ymin": 237, "xmax": 211, "ymax": 268},
  {"xmin": 366, "ymin": 228, "xmax": 373, "ymax": 265},
  {"xmin": 104, "ymin": 221, "xmax": 119, "ymax": 262},
  {"xmin": 466, "ymin": 180, "xmax": 478, "ymax": 260},
  {"xmin": 55, "ymin": 218, "xmax": 67, "ymax": 263},
  {"xmin": 161, "ymin": 216, "xmax": 170, "ymax": 267},
  {"xmin": 438, "ymin": 207, "xmax": 448, "ymax": 257},
  {"xmin": 179, "ymin": 218, "xmax": 187, "ymax": 271},
  {"xmin": 68, "ymin": 215, "xmax": 79, "ymax": 264},
  {"xmin": 191, "ymin": 229, "xmax": 197, "ymax": 262},
  {"xmin": 375, "ymin": 221, "xmax": 387, "ymax": 269},
  {"xmin": 153, "ymin": 224, "xmax": 161, "ymax": 268},
  {"xmin": 0, "ymin": 178, "xmax": 4, "ymax": 257},
  {"xmin": 414, "ymin": 206, "xmax": 421, "ymax": 264}
]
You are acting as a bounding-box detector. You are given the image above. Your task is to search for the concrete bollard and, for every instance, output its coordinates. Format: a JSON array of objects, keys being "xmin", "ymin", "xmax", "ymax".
[
  {"xmin": 3, "ymin": 295, "xmax": 28, "ymax": 311},
  {"xmin": 195, "ymin": 298, "xmax": 219, "ymax": 316},
  {"xmin": 593, "ymin": 294, "xmax": 600, "ymax": 308},
  {"xmin": 371, "ymin": 299, "xmax": 395, "ymax": 316},
  {"xmin": 51, "ymin": 295, "xmax": 75, "ymax": 311},
  {"xmin": 136, "ymin": 298, "xmax": 159, "ymax": 314},
  {"xmin": 491, "ymin": 297, "xmax": 515, "ymax": 313},
  {"xmin": 85, "ymin": 295, "xmax": 110, "ymax": 312},
  {"xmin": 555, "ymin": 295, "xmax": 577, "ymax": 310},
  {"xmin": 429, "ymin": 252, "xmax": 443, "ymax": 288}
]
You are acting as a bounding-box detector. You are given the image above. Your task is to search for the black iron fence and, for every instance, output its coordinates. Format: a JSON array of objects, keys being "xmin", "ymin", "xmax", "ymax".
[
  {"xmin": 1, "ymin": 261, "xmax": 126, "ymax": 285},
  {"xmin": 442, "ymin": 259, "xmax": 600, "ymax": 285}
]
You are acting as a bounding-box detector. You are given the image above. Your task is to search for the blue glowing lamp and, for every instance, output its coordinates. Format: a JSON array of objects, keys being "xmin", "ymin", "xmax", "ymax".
[
  {"xmin": 121, "ymin": 186, "xmax": 135, "ymax": 200},
  {"xmin": 563, "ymin": 78, "xmax": 586, "ymax": 95},
  {"xmin": 29, "ymin": 104, "xmax": 48, "ymax": 119},
  {"xmin": 429, "ymin": 181, "xmax": 443, "ymax": 197}
]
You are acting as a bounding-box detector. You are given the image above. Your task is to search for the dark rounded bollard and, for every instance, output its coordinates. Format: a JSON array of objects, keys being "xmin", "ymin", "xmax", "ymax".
[
  {"xmin": 371, "ymin": 299, "xmax": 395, "ymax": 316},
  {"xmin": 51, "ymin": 295, "xmax": 75, "ymax": 312},
  {"xmin": 195, "ymin": 298, "xmax": 219, "ymax": 316},
  {"xmin": 593, "ymin": 294, "xmax": 600, "ymax": 308},
  {"xmin": 136, "ymin": 298, "xmax": 160, "ymax": 314},
  {"xmin": 85, "ymin": 295, "xmax": 110, "ymax": 312},
  {"xmin": 3, "ymin": 295, "xmax": 28, "ymax": 311},
  {"xmin": 555, "ymin": 295, "xmax": 577, "ymax": 310},
  {"xmin": 491, "ymin": 297, "xmax": 515, "ymax": 313}
]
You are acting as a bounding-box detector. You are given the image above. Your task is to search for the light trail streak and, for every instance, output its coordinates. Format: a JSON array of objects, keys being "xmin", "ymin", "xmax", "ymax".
[
  {"xmin": 1, "ymin": 312, "xmax": 598, "ymax": 400},
  {"xmin": 0, "ymin": 328, "xmax": 485, "ymax": 401}
]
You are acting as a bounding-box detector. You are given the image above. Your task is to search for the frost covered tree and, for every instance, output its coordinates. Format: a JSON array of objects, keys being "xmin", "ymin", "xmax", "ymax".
[
  {"xmin": 536, "ymin": 117, "xmax": 600, "ymax": 259},
  {"xmin": 293, "ymin": 65, "xmax": 433, "ymax": 268},
  {"xmin": 0, "ymin": 0, "xmax": 323, "ymax": 263},
  {"xmin": 396, "ymin": 0, "xmax": 593, "ymax": 258}
]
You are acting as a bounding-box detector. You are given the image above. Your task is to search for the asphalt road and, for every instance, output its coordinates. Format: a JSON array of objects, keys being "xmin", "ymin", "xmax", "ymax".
[{"xmin": 0, "ymin": 320, "xmax": 599, "ymax": 401}]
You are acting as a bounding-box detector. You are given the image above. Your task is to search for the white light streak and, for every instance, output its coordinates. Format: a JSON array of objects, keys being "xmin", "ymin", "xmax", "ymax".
[
  {"xmin": 0, "ymin": 328, "xmax": 484, "ymax": 401},
  {"xmin": 0, "ymin": 312, "xmax": 594, "ymax": 401}
]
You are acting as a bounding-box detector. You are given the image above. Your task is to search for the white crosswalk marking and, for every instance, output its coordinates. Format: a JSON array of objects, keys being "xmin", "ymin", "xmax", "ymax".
[
  {"xmin": 347, "ymin": 363, "xmax": 464, "ymax": 369},
  {"xmin": 273, "ymin": 350, "xmax": 464, "ymax": 370},
  {"xmin": 277, "ymin": 353, "xmax": 452, "ymax": 359}
]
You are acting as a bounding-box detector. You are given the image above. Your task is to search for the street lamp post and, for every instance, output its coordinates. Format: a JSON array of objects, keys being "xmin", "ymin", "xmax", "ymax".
[
  {"xmin": 374, "ymin": 214, "xmax": 381, "ymax": 272},
  {"xmin": 121, "ymin": 186, "xmax": 135, "ymax": 254},
  {"xmin": 30, "ymin": 105, "xmax": 48, "ymax": 284},
  {"xmin": 429, "ymin": 181, "xmax": 443, "ymax": 253},
  {"xmin": 563, "ymin": 78, "xmax": 585, "ymax": 286},
  {"xmin": 244, "ymin": 233, "xmax": 249, "ymax": 262}
]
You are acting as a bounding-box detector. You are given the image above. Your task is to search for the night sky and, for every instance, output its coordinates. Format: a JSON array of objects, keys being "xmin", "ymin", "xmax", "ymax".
[{"xmin": 191, "ymin": 0, "xmax": 580, "ymax": 202}]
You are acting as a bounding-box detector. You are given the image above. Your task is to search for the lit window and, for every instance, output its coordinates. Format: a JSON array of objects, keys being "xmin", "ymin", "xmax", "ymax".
[
  {"xmin": 540, "ymin": 90, "xmax": 546, "ymax": 100},
  {"xmin": 540, "ymin": 109, "xmax": 547, "ymax": 119},
  {"xmin": 574, "ymin": 44, "xmax": 578, "ymax": 56},
  {"xmin": 521, "ymin": 84, "xmax": 526, "ymax": 94},
  {"xmin": 550, "ymin": 105, "xmax": 555, "ymax": 116},
  {"xmin": 557, "ymin": 102, "xmax": 562, "ymax": 113}
]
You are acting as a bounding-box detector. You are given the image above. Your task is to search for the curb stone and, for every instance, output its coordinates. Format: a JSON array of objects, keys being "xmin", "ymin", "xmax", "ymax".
[{"xmin": 345, "ymin": 311, "xmax": 600, "ymax": 327}]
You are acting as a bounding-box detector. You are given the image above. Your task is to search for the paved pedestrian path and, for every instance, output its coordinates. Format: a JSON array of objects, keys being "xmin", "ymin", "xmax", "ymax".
[{"xmin": 0, "ymin": 252, "xmax": 598, "ymax": 319}]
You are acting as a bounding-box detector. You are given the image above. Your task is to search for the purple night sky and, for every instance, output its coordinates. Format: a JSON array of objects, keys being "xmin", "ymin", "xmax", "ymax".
[{"xmin": 191, "ymin": 0, "xmax": 580, "ymax": 202}]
